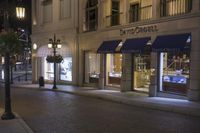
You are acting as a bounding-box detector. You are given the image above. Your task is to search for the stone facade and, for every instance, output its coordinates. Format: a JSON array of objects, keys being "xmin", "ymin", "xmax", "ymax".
[{"xmin": 31, "ymin": 0, "xmax": 200, "ymax": 101}]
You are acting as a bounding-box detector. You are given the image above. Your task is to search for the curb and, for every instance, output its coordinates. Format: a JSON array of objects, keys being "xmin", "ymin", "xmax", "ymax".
[
  {"xmin": 14, "ymin": 113, "xmax": 34, "ymax": 133},
  {"xmin": 14, "ymin": 85, "xmax": 200, "ymax": 117}
]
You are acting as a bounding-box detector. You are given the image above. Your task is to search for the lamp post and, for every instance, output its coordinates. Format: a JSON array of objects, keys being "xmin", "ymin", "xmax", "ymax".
[
  {"xmin": 48, "ymin": 34, "xmax": 62, "ymax": 89},
  {"xmin": 1, "ymin": 0, "xmax": 25, "ymax": 120}
]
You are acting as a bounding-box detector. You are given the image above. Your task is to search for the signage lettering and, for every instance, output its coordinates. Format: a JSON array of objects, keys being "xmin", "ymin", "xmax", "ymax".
[{"xmin": 120, "ymin": 25, "xmax": 158, "ymax": 36}]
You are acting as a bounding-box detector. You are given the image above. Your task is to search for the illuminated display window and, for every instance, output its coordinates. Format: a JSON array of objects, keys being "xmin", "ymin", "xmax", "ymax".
[
  {"xmin": 60, "ymin": 57, "xmax": 72, "ymax": 81},
  {"xmin": 134, "ymin": 54, "xmax": 151, "ymax": 92},
  {"xmin": 106, "ymin": 54, "xmax": 122, "ymax": 87},
  {"xmin": 160, "ymin": 52, "xmax": 190, "ymax": 94},
  {"xmin": 84, "ymin": 52, "xmax": 100, "ymax": 84}
]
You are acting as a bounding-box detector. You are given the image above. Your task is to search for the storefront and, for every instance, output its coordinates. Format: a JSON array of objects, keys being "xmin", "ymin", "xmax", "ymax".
[
  {"xmin": 120, "ymin": 37, "xmax": 152, "ymax": 92},
  {"xmin": 79, "ymin": 13, "xmax": 200, "ymax": 100},
  {"xmin": 34, "ymin": 43, "xmax": 73, "ymax": 83},
  {"xmin": 84, "ymin": 51, "xmax": 100, "ymax": 84},
  {"xmin": 152, "ymin": 33, "xmax": 191, "ymax": 95},
  {"xmin": 97, "ymin": 40, "xmax": 122, "ymax": 88}
]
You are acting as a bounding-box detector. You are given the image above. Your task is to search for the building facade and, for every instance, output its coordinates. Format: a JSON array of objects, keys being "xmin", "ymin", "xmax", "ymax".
[
  {"xmin": 31, "ymin": 0, "xmax": 79, "ymax": 85},
  {"xmin": 78, "ymin": 0, "xmax": 200, "ymax": 101},
  {"xmin": 32, "ymin": 0, "xmax": 200, "ymax": 101}
]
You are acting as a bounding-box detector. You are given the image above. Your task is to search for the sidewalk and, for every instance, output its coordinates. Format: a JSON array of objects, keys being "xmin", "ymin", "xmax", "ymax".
[
  {"xmin": 13, "ymin": 84, "xmax": 200, "ymax": 117},
  {"xmin": 0, "ymin": 108, "xmax": 34, "ymax": 133}
]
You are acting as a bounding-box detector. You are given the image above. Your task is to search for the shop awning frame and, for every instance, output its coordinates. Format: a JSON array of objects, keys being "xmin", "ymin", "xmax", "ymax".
[
  {"xmin": 97, "ymin": 40, "xmax": 122, "ymax": 53},
  {"xmin": 120, "ymin": 37, "xmax": 151, "ymax": 53},
  {"xmin": 152, "ymin": 33, "xmax": 191, "ymax": 52}
]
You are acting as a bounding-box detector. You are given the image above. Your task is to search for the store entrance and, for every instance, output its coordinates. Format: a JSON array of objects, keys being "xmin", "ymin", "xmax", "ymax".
[
  {"xmin": 159, "ymin": 52, "xmax": 190, "ymax": 95},
  {"xmin": 106, "ymin": 54, "xmax": 122, "ymax": 88},
  {"xmin": 133, "ymin": 54, "xmax": 151, "ymax": 92}
]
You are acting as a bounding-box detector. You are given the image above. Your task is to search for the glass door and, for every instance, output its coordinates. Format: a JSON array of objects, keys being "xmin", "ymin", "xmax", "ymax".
[
  {"xmin": 106, "ymin": 54, "xmax": 122, "ymax": 88},
  {"xmin": 133, "ymin": 54, "xmax": 151, "ymax": 92}
]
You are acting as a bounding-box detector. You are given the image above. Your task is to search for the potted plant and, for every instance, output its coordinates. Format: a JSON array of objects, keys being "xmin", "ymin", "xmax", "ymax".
[{"xmin": 46, "ymin": 54, "xmax": 63, "ymax": 63}]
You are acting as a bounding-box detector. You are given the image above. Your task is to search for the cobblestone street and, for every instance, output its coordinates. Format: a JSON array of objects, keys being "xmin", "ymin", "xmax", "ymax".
[{"xmin": 0, "ymin": 87, "xmax": 200, "ymax": 133}]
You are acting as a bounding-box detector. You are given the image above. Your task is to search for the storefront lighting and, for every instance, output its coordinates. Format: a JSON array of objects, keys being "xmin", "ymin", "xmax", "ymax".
[
  {"xmin": 147, "ymin": 41, "xmax": 152, "ymax": 45},
  {"xmin": 119, "ymin": 41, "xmax": 123, "ymax": 46},
  {"xmin": 187, "ymin": 36, "xmax": 191, "ymax": 43},
  {"xmin": 33, "ymin": 43, "xmax": 37, "ymax": 50}
]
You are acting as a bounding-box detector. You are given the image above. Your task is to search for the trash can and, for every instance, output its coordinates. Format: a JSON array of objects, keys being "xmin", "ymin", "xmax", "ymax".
[{"xmin": 39, "ymin": 76, "xmax": 44, "ymax": 87}]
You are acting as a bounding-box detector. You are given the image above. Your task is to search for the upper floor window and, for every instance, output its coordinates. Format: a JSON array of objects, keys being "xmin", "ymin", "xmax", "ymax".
[
  {"xmin": 129, "ymin": 0, "xmax": 152, "ymax": 23},
  {"xmin": 84, "ymin": 0, "xmax": 98, "ymax": 31},
  {"xmin": 160, "ymin": 0, "xmax": 192, "ymax": 17},
  {"xmin": 111, "ymin": 0, "xmax": 120, "ymax": 26},
  {"xmin": 42, "ymin": 0, "xmax": 52, "ymax": 23},
  {"xmin": 60, "ymin": 0, "xmax": 71, "ymax": 19}
]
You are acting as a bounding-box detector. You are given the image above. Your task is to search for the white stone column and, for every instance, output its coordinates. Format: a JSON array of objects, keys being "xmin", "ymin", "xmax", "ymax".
[
  {"xmin": 149, "ymin": 52, "xmax": 158, "ymax": 97},
  {"xmin": 191, "ymin": 0, "xmax": 200, "ymax": 13},
  {"xmin": 78, "ymin": 50, "xmax": 84, "ymax": 86},
  {"xmin": 188, "ymin": 30, "xmax": 200, "ymax": 101},
  {"xmin": 152, "ymin": 0, "xmax": 160, "ymax": 19},
  {"xmin": 31, "ymin": 56, "xmax": 37, "ymax": 83},
  {"xmin": 121, "ymin": 54, "xmax": 133, "ymax": 92},
  {"xmin": 98, "ymin": 54, "xmax": 106, "ymax": 89}
]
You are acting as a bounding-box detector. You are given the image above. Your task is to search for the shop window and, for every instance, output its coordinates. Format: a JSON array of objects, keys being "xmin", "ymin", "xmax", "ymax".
[
  {"xmin": 42, "ymin": 0, "xmax": 52, "ymax": 23},
  {"xmin": 84, "ymin": 0, "xmax": 98, "ymax": 31},
  {"xmin": 106, "ymin": 54, "xmax": 122, "ymax": 87},
  {"xmin": 60, "ymin": 57, "xmax": 72, "ymax": 81},
  {"xmin": 44, "ymin": 58, "xmax": 54, "ymax": 80},
  {"xmin": 160, "ymin": 52, "xmax": 190, "ymax": 94},
  {"xmin": 129, "ymin": 0, "xmax": 152, "ymax": 23},
  {"xmin": 160, "ymin": 0, "xmax": 192, "ymax": 17},
  {"xmin": 60, "ymin": 0, "xmax": 71, "ymax": 19},
  {"xmin": 84, "ymin": 52, "xmax": 100, "ymax": 84},
  {"xmin": 134, "ymin": 54, "xmax": 151, "ymax": 92}
]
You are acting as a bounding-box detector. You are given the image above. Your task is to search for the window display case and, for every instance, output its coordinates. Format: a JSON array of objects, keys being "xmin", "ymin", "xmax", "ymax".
[
  {"xmin": 161, "ymin": 52, "xmax": 190, "ymax": 94},
  {"xmin": 108, "ymin": 72, "xmax": 121, "ymax": 85},
  {"xmin": 89, "ymin": 72, "xmax": 99, "ymax": 83}
]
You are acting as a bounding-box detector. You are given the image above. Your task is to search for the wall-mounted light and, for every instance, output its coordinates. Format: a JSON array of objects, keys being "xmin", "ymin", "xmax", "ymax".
[{"xmin": 33, "ymin": 43, "xmax": 37, "ymax": 50}]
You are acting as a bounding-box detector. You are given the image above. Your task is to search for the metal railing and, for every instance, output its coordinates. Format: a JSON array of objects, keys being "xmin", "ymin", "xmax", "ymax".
[
  {"xmin": 160, "ymin": 0, "xmax": 192, "ymax": 17},
  {"xmin": 129, "ymin": 5, "xmax": 152, "ymax": 23},
  {"xmin": 105, "ymin": 13, "xmax": 123, "ymax": 27},
  {"xmin": 83, "ymin": 19, "xmax": 98, "ymax": 32}
]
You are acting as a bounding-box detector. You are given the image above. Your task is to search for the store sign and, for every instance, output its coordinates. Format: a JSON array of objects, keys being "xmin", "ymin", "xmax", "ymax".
[{"xmin": 120, "ymin": 25, "xmax": 158, "ymax": 36}]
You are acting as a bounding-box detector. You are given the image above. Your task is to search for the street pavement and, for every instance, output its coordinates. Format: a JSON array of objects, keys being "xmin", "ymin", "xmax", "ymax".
[{"xmin": 0, "ymin": 85, "xmax": 200, "ymax": 133}]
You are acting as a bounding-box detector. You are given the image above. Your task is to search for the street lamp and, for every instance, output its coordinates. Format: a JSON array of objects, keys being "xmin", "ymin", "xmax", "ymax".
[
  {"xmin": 48, "ymin": 34, "xmax": 62, "ymax": 89},
  {"xmin": 1, "ymin": 0, "xmax": 25, "ymax": 120},
  {"xmin": 16, "ymin": 5, "xmax": 25, "ymax": 19}
]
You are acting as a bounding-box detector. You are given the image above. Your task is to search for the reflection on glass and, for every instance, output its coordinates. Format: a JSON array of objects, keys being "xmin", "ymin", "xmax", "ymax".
[
  {"xmin": 161, "ymin": 52, "xmax": 190, "ymax": 94},
  {"xmin": 134, "ymin": 54, "xmax": 150, "ymax": 92},
  {"xmin": 85, "ymin": 52, "xmax": 100, "ymax": 84},
  {"xmin": 106, "ymin": 54, "xmax": 122, "ymax": 87},
  {"xmin": 60, "ymin": 57, "xmax": 72, "ymax": 81}
]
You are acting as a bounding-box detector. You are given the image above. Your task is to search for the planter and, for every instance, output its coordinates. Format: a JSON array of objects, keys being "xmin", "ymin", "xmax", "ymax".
[{"xmin": 46, "ymin": 55, "xmax": 63, "ymax": 63}]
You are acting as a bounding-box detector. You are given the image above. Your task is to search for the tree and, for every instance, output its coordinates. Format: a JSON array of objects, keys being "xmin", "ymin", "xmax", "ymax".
[{"xmin": 0, "ymin": 29, "xmax": 22, "ymax": 120}]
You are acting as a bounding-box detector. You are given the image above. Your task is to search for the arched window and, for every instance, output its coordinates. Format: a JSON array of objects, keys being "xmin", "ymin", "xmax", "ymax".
[{"xmin": 85, "ymin": 0, "xmax": 98, "ymax": 31}]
